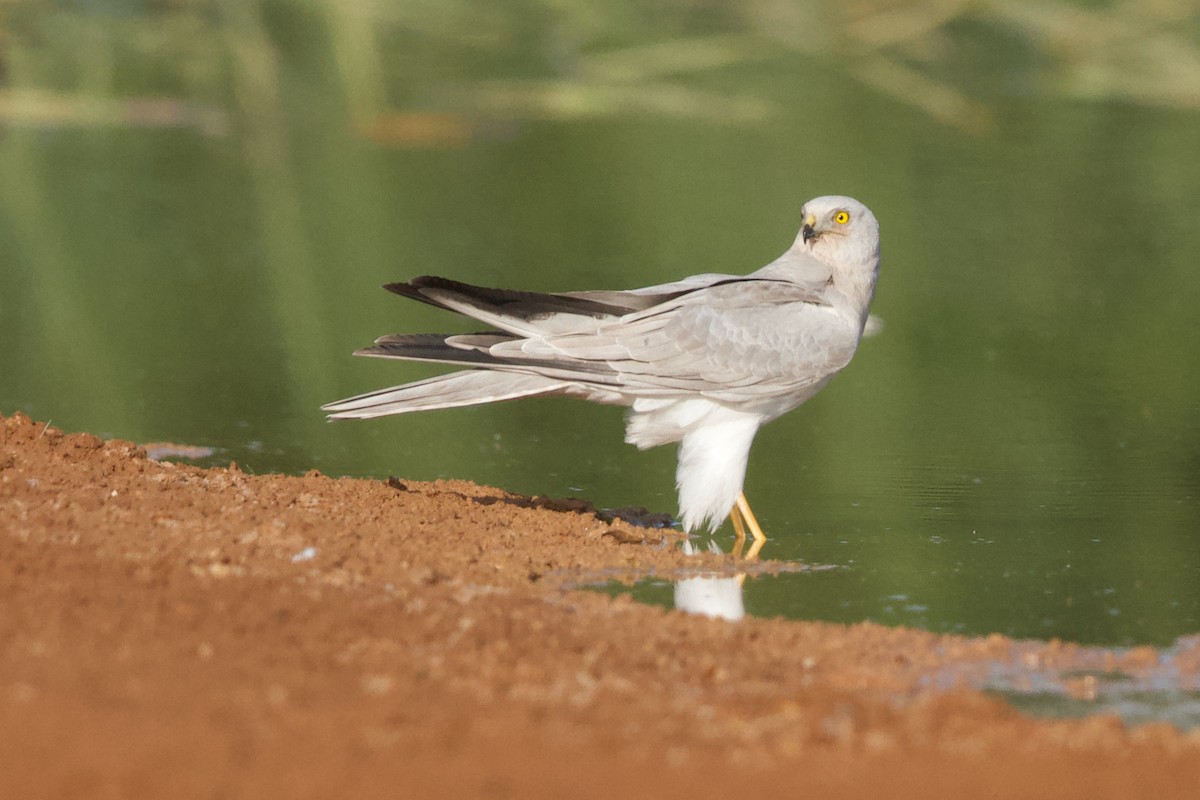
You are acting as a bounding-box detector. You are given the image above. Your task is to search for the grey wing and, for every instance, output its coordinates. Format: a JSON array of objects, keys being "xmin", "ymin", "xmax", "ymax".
[
  {"xmin": 335, "ymin": 249, "xmax": 847, "ymax": 415},
  {"xmin": 383, "ymin": 244, "xmax": 832, "ymax": 340},
  {"xmin": 560, "ymin": 246, "xmax": 835, "ymax": 310},
  {"xmin": 503, "ymin": 280, "xmax": 863, "ymax": 404},
  {"xmin": 559, "ymin": 272, "xmax": 739, "ymax": 306},
  {"xmin": 387, "ymin": 273, "xmax": 747, "ymax": 337}
]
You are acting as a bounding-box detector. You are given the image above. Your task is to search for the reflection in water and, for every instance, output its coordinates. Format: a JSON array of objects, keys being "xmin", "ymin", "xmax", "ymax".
[
  {"xmin": 664, "ymin": 553, "xmax": 1200, "ymax": 729},
  {"xmin": 672, "ymin": 540, "xmax": 746, "ymax": 622}
]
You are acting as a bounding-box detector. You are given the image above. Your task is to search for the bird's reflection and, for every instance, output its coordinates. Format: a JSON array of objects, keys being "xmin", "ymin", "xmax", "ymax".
[
  {"xmin": 730, "ymin": 523, "xmax": 766, "ymax": 561},
  {"xmin": 672, "ymin": 540, "xmax": 753, "ymax": 621}
]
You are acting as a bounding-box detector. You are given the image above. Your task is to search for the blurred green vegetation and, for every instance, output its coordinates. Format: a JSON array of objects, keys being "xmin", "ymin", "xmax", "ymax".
[{"xmin": 0, "ymin": 1, "xmax": 1197, "ymax": 644}]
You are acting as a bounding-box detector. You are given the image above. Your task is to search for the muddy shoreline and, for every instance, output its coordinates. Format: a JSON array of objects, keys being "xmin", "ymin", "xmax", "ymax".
[{"xmin": 2, "ymin": 412, "xmax": 1198, "ymax": 798}]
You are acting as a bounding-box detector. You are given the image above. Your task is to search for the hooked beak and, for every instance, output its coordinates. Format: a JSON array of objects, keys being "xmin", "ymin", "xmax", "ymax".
[{"xmin": 801, "ymin": 213, "xmax": 817, "ymax": 243}]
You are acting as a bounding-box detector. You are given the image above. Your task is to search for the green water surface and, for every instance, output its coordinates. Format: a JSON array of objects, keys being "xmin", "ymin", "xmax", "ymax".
[{"xmin": 2, "ymin": 2, "xmax": 1198, "ymax": 647}]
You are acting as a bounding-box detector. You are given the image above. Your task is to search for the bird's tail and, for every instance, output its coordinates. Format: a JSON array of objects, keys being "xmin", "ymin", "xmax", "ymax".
[{"xmin": 322, "ymin": 370, "xmax": 568, "ymax": 419}]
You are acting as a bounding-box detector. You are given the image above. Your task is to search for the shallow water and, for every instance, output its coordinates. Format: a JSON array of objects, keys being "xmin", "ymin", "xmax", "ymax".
[
  {"xmin": 598, "ymin": 549, "xmax": 1200, "ymax": 730},
  {"xmin": 2, "ymin": 3, "xmax": 1198, "ymax": 647}
]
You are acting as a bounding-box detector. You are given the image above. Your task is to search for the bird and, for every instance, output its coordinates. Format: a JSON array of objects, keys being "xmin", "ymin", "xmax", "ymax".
[{"xmin": 323, "ymin": 195, "xmax": 881, "ymax": 550}]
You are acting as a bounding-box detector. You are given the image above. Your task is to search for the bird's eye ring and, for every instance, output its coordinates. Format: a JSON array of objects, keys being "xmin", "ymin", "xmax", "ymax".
[{"xmin": 834, "ymin": 211, "xmax": 850, "ymax": 224}]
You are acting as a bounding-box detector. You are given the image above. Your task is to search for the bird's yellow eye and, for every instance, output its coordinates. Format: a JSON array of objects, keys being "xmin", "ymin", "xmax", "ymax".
[{"xmin": 834, "ymin": 211, "xmax": 850, "ymax": 225}]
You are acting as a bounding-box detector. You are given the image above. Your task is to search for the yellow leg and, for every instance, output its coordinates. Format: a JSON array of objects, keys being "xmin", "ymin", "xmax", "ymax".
[
  {"xmin": 735, "ymin": 493, "xmax": 766, "ymax": 543},
  {"xmin": 730, "ymin": 504, "xmax": 748, "ymax": 541},
  {"xmin": 730, "ymin": 504, "xmax": 747, "ymax": 559},
  {"xmin": 729, "ymin": 494, "xmax": 768, "ymax": 563},
  {"xmin": 731, "ymin": 492, "xmax": 766, "ymax": 561}
]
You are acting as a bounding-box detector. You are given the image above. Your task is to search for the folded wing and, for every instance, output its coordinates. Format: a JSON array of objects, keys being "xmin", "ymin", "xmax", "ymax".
[{"xmin": 325, "ymin": 250, "xmax": 855, "ymax": 416}]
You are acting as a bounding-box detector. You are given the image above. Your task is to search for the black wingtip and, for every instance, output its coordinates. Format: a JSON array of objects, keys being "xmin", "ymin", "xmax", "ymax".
[
  {"xmin": 380, "ymin": 274, "xmax": 638, "ymax": 319},
  {"xmin": 383, "ymin": 276, "xmax": 462, "ymax": 297},
  {"xmin": 383, "ymin": 279, "xmax": 444, "ymax": 308}
]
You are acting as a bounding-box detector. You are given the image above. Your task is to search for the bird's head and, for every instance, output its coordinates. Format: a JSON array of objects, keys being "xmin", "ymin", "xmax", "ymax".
[{"xmin": 796, "ymin": 195, "xmax": 881, "ymax": 278}]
